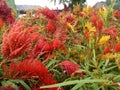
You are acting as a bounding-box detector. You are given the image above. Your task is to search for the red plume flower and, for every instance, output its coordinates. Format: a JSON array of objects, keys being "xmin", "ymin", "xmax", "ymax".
[
  {"xmin": 60, "ymin": 60, "xmax": 84, "ymax": 77},
  {"xmin": 3, "ymin": 59, "xmax": 58, "ymax": 90},
  {"xmin": 64, "ymin": 13, "xmax": 74, "ymax": 23},
  {"xmin": 35, "ymin": 8, "xmax": 57, "ymax": 20},
  {"xmin": 103, "ymin": 27, "xmax": 118, "ymax": 39},
  {"xmin": 102, "ymin": 45, "xmax": 111, "ymax": 55},
  {"xmin": 0, "ymin": 18, "xmax": 4, "ymax": 27},
  {"xmin": 46, "ymin": 19, "xmax": 56, "ymax": 33},
  {"xmin": 53, "ymin": 39, "xmax": 61, "ymax": 49},
  {"xmin": 1, "ymin": 21, "xmax": 39, "ymax": 59},
  {"xmin": 114, "ymin": 43, "xmax": 120, "ymax": 52},
  {"xmin": 0, "ymin": 0, "xmax": 15, "ymax": 24},
  {"xmin": 114, "ymin": 10, "xmax": 120, "ymax": 19}
]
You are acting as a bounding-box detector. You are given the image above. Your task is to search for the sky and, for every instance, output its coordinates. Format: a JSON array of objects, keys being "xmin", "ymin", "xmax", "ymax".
[{"xmin": 15, "ymin": 0, "xmax": 106, "ymax": 9}]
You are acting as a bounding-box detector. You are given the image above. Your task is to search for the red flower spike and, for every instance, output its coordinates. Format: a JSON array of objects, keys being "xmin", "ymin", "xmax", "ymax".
[
  {"xmin": 0, "ymin": 18, "xmax": 4, "ymax": 27},
  {"xmin": 0, "ymin": 85, "xmax": 15, "ymax": 90},
  {"xmin": 84, "ymin": 29, "xmax": 90, "ymax": 40},
  {"xmin": 0, "ymin": 0, "xmax": 15, "ymax": 24},
  {"xmin": 1, "ymin": 22, "xmax": 39, "ymax": 60},
  {"xmin": 103, "ymin": 27, "xmax": 118, "ymax": 39},
  {"xmin": 46, "ymin": 20, "xmax": 56, "ymax": 33},
  {"xmin": 64, "ymin": 13, "xmax": 74, "ymax": 23},
  {"xmin": 60, "ymin": 60, "xmax": 84, "ymax": 77},
  {"xmin": 114, "ymin": 43, "xmax": 120, "ymax": 52},
  {"xmin": 90, "ymin": 15, "xmax": 99, "ymax": 26},
  {"xmin": 97, "ymin": 19, "xmax": 103, "ymax": 32},
  {"xmin": 54, "ymin": 25, "xmax": 67, "ymax": 44},
  {"xmin": 53, "ymin": 39, "xmax": 61, "ymax": 49},
  {"xmin": 114, "ymin": 10, "xmax": 120, "ymax": 19},
  {"xmin": 3, "ymin": 59, "xmax": 58, "ymax": 90},
  {"xmin": 102, "ymin": 45, "xmax": 111, "ymax": 55},
  {"xmin": 26, "ymin": 37, "xmax": 54, "ymax": 59},
  {"xmin": 36, "ymin": 8, "xmax": 57, "ymax": 20}
]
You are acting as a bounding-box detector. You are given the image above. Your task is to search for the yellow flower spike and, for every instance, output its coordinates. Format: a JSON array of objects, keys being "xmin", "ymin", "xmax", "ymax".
[
  {"xmin": 73, "ymin": 3, "xmax": 80, "ymax": 14},
  {"xmin": 99, "ymin": 5, "xmax": 108, "ymax": 19},
  {"xmin": 98, "ymin": 35, "xmax": 110, "ymax": 45},
  {"xmin": 115, "ymin": 58, "xmax": 120, "ymax": 70},
  {"xmin": 102, "ymin": 53, "xmax": 119, "ymax": 60},
  {"xmin": 85, "ymin": 22, "xmax": 96, "ymax": 32},
  {"xmin": 116, "ymin": 36, "xmax": 120, "ymax": 42},
  {"xmin": 79, "ymin": 54, "xmax": 85, "ymax": 62},
  {"xmin": 66, "ymin": 23, "xmax": 76, "ymax": 32},
  {"xmin": 83, "ymin": 6, "xmax": 92, "ymax": 16}
]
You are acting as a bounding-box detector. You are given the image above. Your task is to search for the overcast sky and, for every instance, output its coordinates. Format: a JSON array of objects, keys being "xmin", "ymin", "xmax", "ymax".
[{"xmin": 15, "ymin": 0, "xmax": 106, "ymax": 9}]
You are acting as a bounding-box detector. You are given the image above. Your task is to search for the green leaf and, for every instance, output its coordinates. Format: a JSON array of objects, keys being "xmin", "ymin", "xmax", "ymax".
[
  {"xmin": 19, "ymin": 80, "xmax": 31, "ymax": 90},
  {"xmin": 71, "ymin": 82, "xmax": 84, "ymax": 90},
  {"xmin": 40, "ymin": 79, "xmax": 108, "ymax": 89},
  {"xmin": 46, "ymin": 59, "xmax": 58, "ymax": 68},
  {"xmin": 10, "ymin": 80, "xmax": 31, "ymax": 90},
  {"xmin": 102, "ymin": 66, "xmax": 117, "ymax": 73},
  {"xmin": 1, "ymin": 81, "xmax": 19, "ymax": 90}
]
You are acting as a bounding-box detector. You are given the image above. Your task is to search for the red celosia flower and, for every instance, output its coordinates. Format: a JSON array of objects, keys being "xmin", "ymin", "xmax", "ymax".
[
  {"xmin": 0, "ymin": 85, "xmax": 15, "ymax": 90},
  {"xmin": 26, "ymin": 36, "xmax": 54, "ymax": 59},
  {"xmin": 97, "ymin": 19, "xmax": 103, "ymax": 32},
  {"xmin": 114, "ymin": 10, "xmax": 120, "ymax": 19},
  {"xmin": 46, "ymin": 20, "xmax": 56, "ymax": 33},
  {"xmin": 64, "ymin": 13, "xmax": 74, "ymax": 23},
  {"xmin": 90, "ymin": 14, "xmax": 99, "ymax": 26},
  {"xmin": 3, "ymin": 59, "xmax": 58, "ymax": 90},
  {"xmin": 54, "ymin": 25, "xmax": 67, "ymax": 44},
  {"xmin": 84, "ymin": 29, "xmax": 90, "ymax": 40},
  {"xmin": 35, "ymin": 8, "xmax": 57, "ymax": 20},
  {"xmin": 60, "ymin": 60, "xmax": 84, "ymax": 77},
  {"xmin": 1, "ymin": 21, "xmax": 39, "ymax": 59},
  {"xmin": 53, "ymin": 39, "xmax": 61, "ymax": 49},
  {"xmin": 0, "ymin": 18, "xmax": 4, "ymax": 27},
  {"xmin": 103, "ymin": 27, "xmax": 118, "ymax": 39},
  {"xmin": 102, "ymin": 45, "xmax": 111, "ymax": 55},
  {"xmin": 90, "ymin": 13, "xmax": 104, "ymax": 34},
  {"xmin": 114, "ymin": 43, "xmax": 120, "ymax": 52},
  {"xmin": 0, "ymin": 0, "xmax": 15, "ymax": 24}
]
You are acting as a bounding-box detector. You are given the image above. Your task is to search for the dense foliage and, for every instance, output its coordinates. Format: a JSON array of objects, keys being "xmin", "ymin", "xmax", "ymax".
[{"xmin": 0, "ymin": 0, "xmax": 120, "ymax": 90}]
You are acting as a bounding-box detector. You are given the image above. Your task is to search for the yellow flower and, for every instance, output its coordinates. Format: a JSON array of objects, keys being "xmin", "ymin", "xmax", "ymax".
[
  {"xmin": 73, "ymin": 3, "xmax": 80, "ymax": 14},
  {"xmin": 66, "ymin": 22, "xmax": 76, "ymax": 32},
  {"xmin": 115, "ymin": 58, "xmax": 120, "ymax": 70},
  {"xmin": 82, "ymin": 6, "xmax": 92, "ymax": 16},
  {"xmin": 98, "ymin": 35, "xmax": 110, "ymax": 45},
  {"xmin": 99, "ymin": 5, "xmax": 108, "ymax": 19},
  {"xmin": 85, "ymin": 22, "xmax": 96, "ymax": 32},
  {"xmin": 102, "ymin": 53, "xmax": 120, "ymax": 60},
  {"xmin": 116, "ymin": 36, "xmax": 120, "ymax": 42}
]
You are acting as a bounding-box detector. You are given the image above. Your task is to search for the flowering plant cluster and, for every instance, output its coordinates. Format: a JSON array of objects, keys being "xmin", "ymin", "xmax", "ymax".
[{"xmin": 0, "ymin": 1, "xmax": 120, "ymax": 90}]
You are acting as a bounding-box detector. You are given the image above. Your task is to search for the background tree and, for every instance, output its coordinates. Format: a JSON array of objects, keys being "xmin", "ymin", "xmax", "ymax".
[
  {"xmin": 49, "ymin": 0, "xmax": 86, "ymax": 9},
  {"xmin": 106, "ymin": 0, "xmax": 120, "ymax": 10}
]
